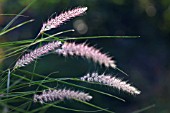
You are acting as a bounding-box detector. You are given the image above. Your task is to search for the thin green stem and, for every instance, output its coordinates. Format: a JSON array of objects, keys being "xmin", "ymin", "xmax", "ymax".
[
  {"xmin": 0, "ymin": 14, "xmax": 29, "ymax": 17},
  {"xmin": 0, "ymin": 19, "xmax": 34, "ymax": 36},
  {"xmin": 63, "ymin": 36, "xmax": 140, "ymax": 40},
  {"xmin": 2, "ymin": 0, "xmax": 37, "ymax": 31}
]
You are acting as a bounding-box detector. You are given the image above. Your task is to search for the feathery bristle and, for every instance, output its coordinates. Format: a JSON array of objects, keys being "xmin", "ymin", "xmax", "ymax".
[
  {"xmin": 33, "ymin": 89, "xmax": 92, "ymax": 104},
  {"xmin": 14, "ymin": 41, "xmax": 62, "ymax": 69},
  {"xmin": 56, "ymin": 42, "xmax": 116, "ymax": 68},
  {"xmin": 80, "ymin": 72, "xmax": 141, "ymax": 95},
  {"xmin": 38, "ymin": 7, "xmax": 88, "ymax": 36}
]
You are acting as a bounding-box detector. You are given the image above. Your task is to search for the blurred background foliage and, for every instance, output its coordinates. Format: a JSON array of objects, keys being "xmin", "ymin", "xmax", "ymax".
[{"xmin": 0, "ymin": 0, "xmax": 170, "ymax": 113}]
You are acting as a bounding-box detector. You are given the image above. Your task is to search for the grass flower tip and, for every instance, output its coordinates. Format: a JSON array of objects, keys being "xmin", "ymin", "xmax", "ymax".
[
  {"xmin": 56, "ymin": 42, "xmax": 116, "ymax": 69},
  {"xmin": 33, "ymin": 89, "xmax": 92, "ymax": 104},
  {"xmin": 80, "ymin": 72, "xmax": 141, "ymax": 95},
  {"xmin": 38, "ymin": 6, "xmax": 88, "ymax": 36},
  {"xmin": 14, "ymin": 41, "xmax": 62, "ymax": 69}
]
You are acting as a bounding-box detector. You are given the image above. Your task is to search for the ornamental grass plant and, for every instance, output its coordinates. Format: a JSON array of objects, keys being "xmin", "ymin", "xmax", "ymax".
[{"xmin": 0, "ymin": 1, "xmax": 144, "ymax": 113}]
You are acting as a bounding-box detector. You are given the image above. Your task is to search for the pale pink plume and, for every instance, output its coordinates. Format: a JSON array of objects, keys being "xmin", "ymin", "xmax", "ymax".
[
  {"xmin": 33, "ymin": 89, "xmax": 92, "ymax": 104},
  {"xmin": 38, "ymin": 7, "xmax": 88, "ymax": 36},
  {"xmin": 80, "ymin": 72, "xmax": 141, "ymax": 95},
  {"xmin": 14, "ymin": 41, "xmax": 62, "ymax": 69},
  {"xmin": 56, "ymin": 42, "xmax": 116, "ymax": 68}
]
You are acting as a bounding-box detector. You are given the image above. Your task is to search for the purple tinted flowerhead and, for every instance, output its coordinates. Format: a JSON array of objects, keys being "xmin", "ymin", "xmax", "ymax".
[
  {"xmin": 38, "ymin": 7, "xmax": 88, "ymax": 36},
  {"xmin": 56, "ymin": 42, "xmax": 116, "ymax": 69},
  {"xmin": 81, "ymin": 72, "xmax": 141, "ymax": 95},
  {"xmin": 33, "ymin": 89, "xmax": 92, "ymax": 104},
  {"xmin": 14, "ymin": 41, "xmax": 62, "ymax": 69}
]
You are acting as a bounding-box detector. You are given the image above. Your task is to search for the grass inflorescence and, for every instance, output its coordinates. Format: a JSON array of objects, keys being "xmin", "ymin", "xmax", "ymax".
[{"xmin": 0, "ymin": 3, "xmax": 142, "ymax": 113}]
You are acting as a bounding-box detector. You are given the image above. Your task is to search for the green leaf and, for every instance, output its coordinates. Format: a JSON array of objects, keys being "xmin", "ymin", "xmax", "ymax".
[
  {"xmin": 2, "ymin": 0, "xmax": 37, "ymax": 32},
  {"xmin": 0, "ymin": 19, "xmax": 34, "ymax": 36}
]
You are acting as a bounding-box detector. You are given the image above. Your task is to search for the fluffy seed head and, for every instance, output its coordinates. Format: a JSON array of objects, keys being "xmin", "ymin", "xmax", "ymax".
[
  {"xmin": 56, "ymin": 42, "xmax": 116, "ymax": 68},
  {"xmin": 38, "ymin": 7, "xmax": 88, "ymax": 36},
  {"xmin": 33, "ymin": 89, "xmax": 92, "ymax": 104},
  {"xmin": 14, "ymin": 41, "xmax": 62, "ymax": 69},
  {"xmin": 80, "ymin": 72, "xmax": 141, "ymax": 95}
]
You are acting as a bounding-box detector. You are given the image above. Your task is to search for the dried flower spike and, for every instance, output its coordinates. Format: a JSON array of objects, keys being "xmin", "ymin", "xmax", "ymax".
[
  {"xmin": 56, "ymin": 42, "xmax": 116, "ymax": 68},
  {"xmin": 34, "ymin": 89, "xmax": 92, "ymax": 104},
  {"xmin": 38, "ymin": 7, "xmax": 88, "ymax": 36},
  {"xmin": 80, "ymin": 72, "xmax": 141, "ymax": 95},
  {"xmin": 14, "ymin": 41, "xmax": 62, "ymax": 69}
]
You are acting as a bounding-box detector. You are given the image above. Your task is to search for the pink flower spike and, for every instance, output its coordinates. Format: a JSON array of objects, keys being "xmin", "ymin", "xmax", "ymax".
[
  {"xmin": 38, "ymin": 7, "xmax": 88, "ymax": 36},
  {"xmin": 56, "ymin": 42, "xmax": 116, "ymax": 69},
  {"xmin": 33, "ymin": 89, "xmax": 92, "ymax": 104},
  {"xmin": 14, "ymin": 41, "xmax": 62, "ymax": 69},
  {"xmin": 80, "ymin": 72, "xmax": 141, "ymax": 95}
]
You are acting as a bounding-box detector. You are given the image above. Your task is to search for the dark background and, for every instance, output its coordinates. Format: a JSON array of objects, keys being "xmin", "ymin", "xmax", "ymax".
[{"xmin": 0, "ymin": 0, "xmax": 170, "ymax": 113}]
